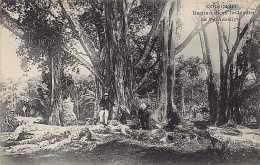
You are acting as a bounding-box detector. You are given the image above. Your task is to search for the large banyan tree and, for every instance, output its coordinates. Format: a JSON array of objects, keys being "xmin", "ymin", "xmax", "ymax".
[{"xmin": 1, "ymin": 0, "xmax": 259, "ymax": 126}]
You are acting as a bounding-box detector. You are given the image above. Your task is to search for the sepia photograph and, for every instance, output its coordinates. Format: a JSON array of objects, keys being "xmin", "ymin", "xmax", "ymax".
[{"xmin": 0, "ymin": 0, "xmax": 259, "ymax": 164}]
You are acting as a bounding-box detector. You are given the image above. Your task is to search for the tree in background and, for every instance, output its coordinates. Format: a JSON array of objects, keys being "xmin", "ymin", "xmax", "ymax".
[
  {"xmin": 215, "ymin": 3, "xmax": 260, "ymax": 126},
  {"xmin": 1, "ymin": 0, "xmax": 82, "ymax": 125},
  {"xmin": 199, "ymin": 21, "xmax": 219, "ymax": 124}
]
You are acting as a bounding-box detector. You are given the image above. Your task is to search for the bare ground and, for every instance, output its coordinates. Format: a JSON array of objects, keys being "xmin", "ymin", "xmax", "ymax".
[{"xmin": 0, "ymin": 122, "xmax": 259, "ymax": 165}]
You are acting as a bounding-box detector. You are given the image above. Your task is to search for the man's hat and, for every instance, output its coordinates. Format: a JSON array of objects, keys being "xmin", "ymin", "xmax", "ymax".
[{"xmin": 104, "ymin": 93, "xmax": 109, "ymax": 96}]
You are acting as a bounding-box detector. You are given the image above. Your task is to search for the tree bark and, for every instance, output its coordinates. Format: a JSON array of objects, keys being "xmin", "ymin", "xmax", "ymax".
[
  {"xmin": 199, "ymin": 22, "xmax": 218, "ymax": 124},
  {"xmin": 168, "ymin": 1, "xmax": 178, "ymax": 111},
  {"xmin": 158, "ymin": 15, "xmax": 170, "ymax": 123},
  {"xmin": 103, "ymin": 0, "xmax": 133, "ymax": 117},
  {"xmin": 94, "ymin": 79, "xmax": 102, "ymax": 119},
  {"xmin": 58, "ymin": 0, "xmax": 100, "ymax": 66},
  {"xmin": 48, "ymin": 53, "xmax": 63, "ymax": 126},
  {"xmin": 216, "ymin": 18, "xmax": 228, "ymax": 126},
  {"xmin": 154, "ymin": 0, "xmax": 178, "ymax": 124},
  {"xmin": 0, "ymin": 8, "xmax": 28, "ymax": 38}
]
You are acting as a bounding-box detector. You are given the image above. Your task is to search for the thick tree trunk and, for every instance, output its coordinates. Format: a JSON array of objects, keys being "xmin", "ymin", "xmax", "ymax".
[
  {"xmin": 102, "ymin": 0, "xmax": 133, "ymax": 119},
  {"xmin": 216, "ymin": 20, "xmax": 228, "ymax": 126},
  {"xmin": 168, "ymin": 0, "xmax": 178, "ymax": 112},
  {"xmin": 155, "ymin": 55, "xmax": 168, "ymax": 123},
  {"xmin": 48, "ymin": 54, "xmax": 63, "ymax": 126},
  {"xmin": 154, "ymin": 0, "xmax": 178, "ymax": 124},
  {"xmin": 156, "ymin": 7, "xmax": 170, "ymax": 123},
  {"xmin": 174, "ymin": 76, "xmax": 185, "ymax": 116},
  {"xmin": 229, "ymin": 60, "xmax": 244, "ymax": 125},
  {"xmin": 199, "ymin": 21, "xmax": 219, "ymax": 124}
]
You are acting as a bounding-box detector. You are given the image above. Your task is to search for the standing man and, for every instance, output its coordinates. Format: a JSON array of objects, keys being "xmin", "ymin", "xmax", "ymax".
[
  {"xmin": 99, "ymin": 93, "xmax": 114, "ymax": 126},
  {"xmin": 138, "ymin": 103, "xmax": 150, "ymax": 130}
]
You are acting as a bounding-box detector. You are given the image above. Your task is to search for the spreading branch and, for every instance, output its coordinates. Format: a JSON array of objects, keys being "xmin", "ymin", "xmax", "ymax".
[
  {"xmin": 230, "ymin": 81, "xmax": 260, "ymax": 101},
  {"xmin": 175, "ymin": 8, "xmax": 234, "ymax": 55},
  {"xmin": 0, "ymin": 7, "xmax": 103, "ymax": 84},
  {"xmin": 58, "ymin": 0, "xmax": 100, "ymax": 66},
  {"xmin": 225, "ymin": 4, "xmax": 260, "ymax": 72},
  {"xmin": 135, "ymin": 0, "xmax": 167, "ymax": 68},
  {"xmin": 61, "ymin": 45, "xmax": 104, "ymax": 84},
  {"xmin": 0, "ymin": 8, "xmax": 28, "ymax": 38}
]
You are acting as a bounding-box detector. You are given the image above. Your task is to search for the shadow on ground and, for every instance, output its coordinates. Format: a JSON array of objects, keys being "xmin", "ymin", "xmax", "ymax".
[{"xmin": 1, "ymin": 139, "xmax": 259, "ymax": 165}]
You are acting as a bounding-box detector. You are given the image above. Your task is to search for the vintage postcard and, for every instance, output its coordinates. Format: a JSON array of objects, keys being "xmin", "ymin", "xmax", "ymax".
[{"xmin": 0, "ymin": 0, "xmax": 259, "ymax": 164}]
